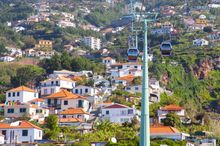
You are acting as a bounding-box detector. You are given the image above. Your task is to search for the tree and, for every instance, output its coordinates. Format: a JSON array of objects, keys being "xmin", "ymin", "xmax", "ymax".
[
  {"xmin": 11, "ymin": 65, "xmax": 45, "ymax": 87},
  {"xmin": 161, "ymin": 112, "xmax": 181, "ymax": 127},
  {"xmin": 44, "ymin": 115, "xmax": 60, "ymax": 139},
  {"xmin": 0, "ymin": 43, "xmax": 7, "ymax": 55},
  {"xmin": 132, "ymin": 76, "xmax": 142, "ymax": 85}
]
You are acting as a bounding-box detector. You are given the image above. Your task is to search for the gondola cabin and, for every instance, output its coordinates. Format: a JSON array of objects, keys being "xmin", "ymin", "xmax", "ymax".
[
  {"xmin": 160, "ymin": 42, "xmax": 172, "ymax": 56},
  {"xmin": 127, "ymin": 48, "xmax": 140, "ymax": 62}
]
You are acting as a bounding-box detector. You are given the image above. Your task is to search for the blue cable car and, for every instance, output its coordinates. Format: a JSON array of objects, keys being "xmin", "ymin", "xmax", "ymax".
[
  {"xmin": 127, "ymin": 47, "xmax": 140, "ymax": 62},
  {"xmin": 160, "ymin": 42, "xmax": 172, "ymax": 56}
]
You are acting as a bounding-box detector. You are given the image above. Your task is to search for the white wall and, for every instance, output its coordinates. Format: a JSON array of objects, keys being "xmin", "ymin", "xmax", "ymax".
[
  {"xmin": 2, "ymin": 128, "xmax": 42, "ymax": 144},
  {"xmin": 73, "ymin": 86, "xmax": 96, "ymax": 96},
  {"xmin": 6, "ymin": 91, "xmax": 38, "ymax": 103},
  {"xmin": 60, "ymin": 99, "xmax": 90, "ymax": 111},
  {"xmin": 101, "ymin": 107, "xmax": 135, "ymax": 124}
]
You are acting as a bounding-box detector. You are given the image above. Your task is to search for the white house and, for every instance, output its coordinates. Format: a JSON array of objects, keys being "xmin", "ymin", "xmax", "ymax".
[
  {"xmin": 40, "ymin": 76, "xmax": 76, "ymax": 96},
  {"xmin": 193, "ymin": 39, "xmax": 209, "ymax": 46},
  {"xmin": 150, "ymin": 125, "xmax": 189, "ymax": 140},
  {"xmin": 0, "ymin": 56, "xmax": 15, "ymax": 62},
  {"xmin": 43, "ymin": 90, "xmax": 90, "ymax": 112},
  {"xmin": 58, "ymin": 118, "xmax": 83, "ymax": 127},
  {"xmin": 0, "ymin": 134, "xmax": 4, "ymax": 144},
  {"xmin": 4, "ymin": 103, "xmax": 49, "ymax": 122},
  {"xmin": 101, "ymin": 103, "xmax": 136, "ymax": 124},
  {"xmin": 6, "ymin": 86, "xmax": 38, "ymax": 103},
  {"xmin": 0, "ymin": 120, "xmax": 43, "ymax": 144},
  {"xmin": 58, "ymin": 108, "xmax": 90, "ymax": 121},
  {"xmin": 73, "ymin": 85, "xmax": 98, "ymax": 96},
  {"xmin": 114, "ymin": 75, "xmax": 135, "ymax": 86},
  {"xmin": 125, "ymin": 85, "xmax": 142, "ymax": 93},
  {"xmin": 83, "ymin": 37, "xmax": 101, "ymax": 50},
  {"xmin": 157, "ymin": 104, "xmax": 185, "ymax": 123},
  {"xmin": 102, "ymin": 57, "xmax": 116, "ymax": 67}
]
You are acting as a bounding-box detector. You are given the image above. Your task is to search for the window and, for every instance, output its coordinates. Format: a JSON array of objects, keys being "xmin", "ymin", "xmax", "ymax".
[
  {"xmin": 22, "ymin": 130, "xmax": 28, "ymax": 136},
  {"xmin": 17, "ymin": 92, "xmax": 20, "ymax": 96},
  {"xmin": 135, "ymin": 87, "xmax": 139, "ymax": 90},
  {"xmin": 64, "ymin": 100, "xmax": 68, "ymax": 105},
  {"xmin": 8, "ymin": 92, "xmax": 11, "ymax": 97},
  {"xmin": 63, "ymin": 115, "xmax": 66, "ymax": 118},
  {"xmin": 75, "ymin": 89, "xmax": 78, "ymax": 94},
  {"xmin": 126, "ymin": 87, "xmax": 131, "ymax": 90},
  {"xmin": 121, "ymin": 110, "xmax": 127, "ymax": 116},
  {"xmin": 50, "ymin": 88, "xmax": 54, "ymax": 94},
  {"xmin": 7, "ymin": 109, "xmax": 14, "ymax": 113},
  {"xmin": 20, "ymin": 108, "xmax": 26, "ymax": 113},
  {"xmin": 128, "ymin": 109, "xmax": 133, "ymax": 114},
  {"xmin": 134, "ymin": 66, "xmax": 138, "ymax": 69},
  {"xmin": 51, "ymin": 81, "xmax": 54, "ymax": 85},
  {"xmin": 78, "ymin": 100, "xmax": 83, "ymax": 108},
  {"xmin": 85, "ymin": 88, "xmax": 88, "ymax": 93},
  {"xmin": 106, "ymin": 110, "xmax": 109, "ymax": 115},
  {"xmin": 34, "ymin": 93, "xmax": 37, "ymax": 97},
  {"xmin": 80, "ymin": 89, "xmax": 83, "ymax": 94},
  {"xmin": 12, "ymin": 92, "xmax": 15, "ymax": 97},
  {"xmin": 56, "ymin": 81, "xmax": 59, "ymax": 85},
  {"xmin": 44, "ymin": 89, "xmax": 47, "ymax": 95},
  {"xmin": 36, "ymin": 109, "xmax": 42, "ymax": 113},
  {"xmin": 39, "ymin": 131, "xmax": 41, "ymax": 137},
  {"xmin": 48, "ymin": 99, "xmax": 51, "ymax": 105}
]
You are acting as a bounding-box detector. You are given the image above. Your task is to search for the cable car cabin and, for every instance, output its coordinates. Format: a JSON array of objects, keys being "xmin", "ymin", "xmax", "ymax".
[
  {"xmin": 127, "ymin": 48, "xmax": 140, "ymax": 62},
  {"xmin": 160, "ymin": 42, "xmax": 172, "ymax": 56}
]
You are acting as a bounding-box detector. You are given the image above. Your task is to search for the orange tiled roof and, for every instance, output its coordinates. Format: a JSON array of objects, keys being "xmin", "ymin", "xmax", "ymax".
[
  {"xmin": 59, "ymin": 118, "xmax": 83, "ymax": 123},
  {"xmin": 0, "ymin": 121, "xmax": 42, "ymax": 130},
  {"xmin": 161, "ymin": 104, "xmax": 183, "ymax": 111},
  {"xmin": 60, "ymin": 108, "xmax": 89, "ymax": 115},
  {"xmin": 72, "ymin": 76, "xmax": 83, "ymax": 82},
  {"xmin": 8, "ymin": 86, "xmax": 36, "ymax": 92},
  {"xmin": 44, "ymin": 90, "xmax": 86, "ymax": 100},
  {"xmin": 104, "ymin": 103, "xmax": 129, "ymax": 109},
  {"xmin": 29, "ymin": 98, "xmax": 45, "ymax": 102},
  {"xmin": 103, "ymin": 57, "xmax": 113, "ymax": 60},
  {"xmin": 116, "ymin": 75, "xmax": 135, "ymax": 82},
  {"xmin": 150, "ymin": 125, "xmax": 179, "ymax": 134}
]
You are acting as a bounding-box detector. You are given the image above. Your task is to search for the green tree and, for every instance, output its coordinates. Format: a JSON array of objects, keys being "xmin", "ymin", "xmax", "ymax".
[
  {"xmin": 44, "ymin": 115, "xmax": 60, "ymax": 139},
  {"xmin": 161, "ymin": 112, "xmax": 181, "ymax": 127},
  {"xmin": 0, "ymin": 43, "xmax": 7, "ymax": 55},
  {"xmin": 11, "ymin": 65, "xmax": 45, "ymax": 87}
]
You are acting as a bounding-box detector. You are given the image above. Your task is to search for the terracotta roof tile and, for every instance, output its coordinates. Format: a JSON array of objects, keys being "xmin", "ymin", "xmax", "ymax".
[
  {"xmin": 116, "ymin": 75, "xmax": 135, "ymax": 82},
  {"xmin": 150, "ymin": 125, "xmax": 180, "ymax": 134},
  {"xmin": 8, "ymin": 86, "xmax": 36, "ymax": 92},
  {"xmin": 72, "ymin": 76, "xmax": 83, "ymax": 82},
  {"xmin": 103, "ymin": 57, "xmax": 113, "ymax": 60},
  {"xmin": 59, "ymin": 108, "xmax": 89, "ymax": 115},
  {"xmin": 161, "ymin": 104, "xmax": 183, "ymax": 111},
  {"xmin": 104, "ymin": 103, "xmax": 129, "ymax": 109},
  {"xmin": 44, "ymin": 90, "xmax": 86, "ymax": 100},
  {"xmin": 0, "ymin": 121, "xmax": 42, "ymax": 130},
  {"xmin": 59, "ymin": 118, "xmax": 83, "ymax": 123},
  {"xmin": 29, "ymin": 98, "xmax": 45, "ymax": 103}
]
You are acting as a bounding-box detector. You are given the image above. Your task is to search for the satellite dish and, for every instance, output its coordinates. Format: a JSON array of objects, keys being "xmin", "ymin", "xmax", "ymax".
[{"xmin": 111, "ymin": 137, "xmax": 117, "ymax": 143}]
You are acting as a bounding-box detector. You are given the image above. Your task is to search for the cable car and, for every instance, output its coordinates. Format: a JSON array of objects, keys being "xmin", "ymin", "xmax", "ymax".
[
  {"xmin": 127, "ymin": 47, "xmax": 140, "ymax": 62},
  {"xmin": 160, "ymin": 41, "xmax": 172, "ymax": 56}
]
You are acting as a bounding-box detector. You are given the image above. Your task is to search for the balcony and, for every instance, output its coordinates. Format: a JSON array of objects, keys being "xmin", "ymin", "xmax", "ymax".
[
  {"xmin": 41, "ymin": 84, "xmax": 60, "ymax": 87},
  {"xmin": 48, "ymin": 104, "xmax": 61, "ymax": 109}
]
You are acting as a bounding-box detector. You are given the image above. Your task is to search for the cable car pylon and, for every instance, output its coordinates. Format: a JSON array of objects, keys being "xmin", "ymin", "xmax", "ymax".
[{"xmin": 127, "ymin": 1, "xmax": 158, "ymax": 145}]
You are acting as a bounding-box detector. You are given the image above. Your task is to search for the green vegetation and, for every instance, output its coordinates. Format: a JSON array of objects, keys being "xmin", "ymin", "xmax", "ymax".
[{"xmin": 40, "ymin": 52, "xmax": 105, "ymax": 74}]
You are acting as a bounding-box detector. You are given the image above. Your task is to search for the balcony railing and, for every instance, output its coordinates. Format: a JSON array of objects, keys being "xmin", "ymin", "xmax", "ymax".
[{"xmin": 41, "ymin": 84, "xmax": 60, "ymax": 87}]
